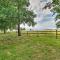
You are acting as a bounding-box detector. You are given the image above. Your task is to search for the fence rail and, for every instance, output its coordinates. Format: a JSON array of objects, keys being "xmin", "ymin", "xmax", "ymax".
[{"xmin": 21, "ymin": 30, "xmax": 60, "ymax": 39}]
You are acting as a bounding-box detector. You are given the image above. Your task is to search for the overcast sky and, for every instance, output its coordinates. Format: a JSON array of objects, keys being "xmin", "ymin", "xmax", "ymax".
[{"xmin": 21, "ymin": 0, "xmax": 56, "ymax": 30}]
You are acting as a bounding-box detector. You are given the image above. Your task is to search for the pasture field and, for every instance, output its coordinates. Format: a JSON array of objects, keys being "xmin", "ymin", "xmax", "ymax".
[{"xmin": 0, "ymin": 31, "xmax": 60, "ymax": 60}]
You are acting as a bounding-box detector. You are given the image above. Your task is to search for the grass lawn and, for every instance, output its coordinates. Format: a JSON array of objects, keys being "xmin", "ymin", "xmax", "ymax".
[{"xmin": 0, "ymin": 32, "xmax": 60, "ymax": 60}]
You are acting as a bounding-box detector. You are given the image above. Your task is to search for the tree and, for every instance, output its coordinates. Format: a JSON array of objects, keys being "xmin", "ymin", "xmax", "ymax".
[
  {"xmin": 43, "ymin": 0, "xmax": 60, "ymax": 38},
  {"xmin": 52, "ymin": 0, "xmax": 60, "ymax": 39},
  {"xmin": 15, "ymin": 0, "xmax": 36, "ymax": 36},
  {"xmin": 0, "ymin": 0, "xmax": 18, "ymax": 34}
]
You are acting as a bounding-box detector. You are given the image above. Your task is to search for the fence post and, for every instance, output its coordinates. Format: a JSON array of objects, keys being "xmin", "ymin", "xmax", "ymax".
[
  {"xmin": 27, "ymin": 31, "xmax": 28, "ymax": 36},
  {"xmin": 56, "ymin": 29, "xmax": 57, "ymax": 39},
  {"xmin": 37, "ymin": 31, "xmax": 39, "ymax": 37}
]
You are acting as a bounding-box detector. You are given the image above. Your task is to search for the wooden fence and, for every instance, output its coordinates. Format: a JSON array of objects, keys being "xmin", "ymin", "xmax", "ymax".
[{"xmin": 21, "ymin": 30, "xmax": 60, "ymax": 39}]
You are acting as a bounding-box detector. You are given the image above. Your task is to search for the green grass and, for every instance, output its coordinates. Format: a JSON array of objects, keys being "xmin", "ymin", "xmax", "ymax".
[{"xmin": 0, "ymin": 32, "xmax": 60, "ymax": 60}]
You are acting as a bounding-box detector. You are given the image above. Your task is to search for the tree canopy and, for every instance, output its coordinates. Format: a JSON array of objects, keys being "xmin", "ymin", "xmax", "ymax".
[{"xmin": 52, "ymin": 0, "xmax": 60, "ymax": 28}]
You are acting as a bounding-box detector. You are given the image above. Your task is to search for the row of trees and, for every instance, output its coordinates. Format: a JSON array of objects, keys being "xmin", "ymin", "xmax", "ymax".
[{"xmin": 0, "ymin": 0, "xmax": 36, "ymax": 36}]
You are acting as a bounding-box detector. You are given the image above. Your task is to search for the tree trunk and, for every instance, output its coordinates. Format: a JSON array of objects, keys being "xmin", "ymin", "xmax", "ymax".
[
  {"xmin": 17, "ymin": 1, "xmax": 21, "ymax": 36},
  {"xmin": 4, "ymin": 28, "xmax": 6, "ymax": 34},
  {"xmin": 18, "ymin": 23, "xmax": 21, "ymax": 36}
]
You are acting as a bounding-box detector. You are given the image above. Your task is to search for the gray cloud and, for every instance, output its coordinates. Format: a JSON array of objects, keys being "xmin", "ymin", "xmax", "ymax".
[{"xmin": 29, "ymin": 0, "xmax": 56, "ymax": 30}]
